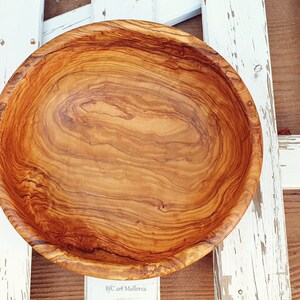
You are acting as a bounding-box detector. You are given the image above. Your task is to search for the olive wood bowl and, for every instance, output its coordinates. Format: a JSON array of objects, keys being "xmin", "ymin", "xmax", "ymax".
[{"xmin": 0, "ymin": 20, "xmax": 262, "ymax": 280}]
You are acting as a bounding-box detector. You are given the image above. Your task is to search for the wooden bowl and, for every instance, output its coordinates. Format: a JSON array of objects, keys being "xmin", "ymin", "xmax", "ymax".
[{"xmin": 0, "ymin": 20, "xmax": 262, "ymax": 280}]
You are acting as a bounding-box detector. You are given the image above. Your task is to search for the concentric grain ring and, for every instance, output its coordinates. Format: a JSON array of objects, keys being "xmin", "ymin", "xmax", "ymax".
[{"xmin": 0, "ymin": 20, "xmax": 262, "ymax": 279}]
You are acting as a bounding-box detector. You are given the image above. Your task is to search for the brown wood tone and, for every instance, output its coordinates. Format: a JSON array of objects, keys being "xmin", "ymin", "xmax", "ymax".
[
  {"xmin": 31, "ymin": 250, "xmax": 84, "ymax": 300},
  {"xmin": 161, "ymin": 253, "xmax": 214, "ymax": 300},
  {"xmin": 161, "ymin": 15, "xmax": 214, "ymax": 300},
  {"xmin": 44, "ymin": 0, "xmax": 91, "ymax": 20},
  {"xmin": 266, "ymin": 0, "xmax": 300, "ymax": 296},
  {"xmin": 0, "ymin": 20, "xmax": 262, "ymax": 280},
  {"xmin": 266, "ymin": 0, "xmax": 300, "ymax": 134},
  {"xmin": 175, "ymin": 15, "xmax": 203, "ymax": 40},
  {"xmin": 284, "ymin": 190, "xmax": 300, "ymax": 299}
]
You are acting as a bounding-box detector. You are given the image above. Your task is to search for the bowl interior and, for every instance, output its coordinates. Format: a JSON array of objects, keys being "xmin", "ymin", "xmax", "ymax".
[{"xmin": 0, "ymin": 21, "xmax": 261, "ymax": 279}]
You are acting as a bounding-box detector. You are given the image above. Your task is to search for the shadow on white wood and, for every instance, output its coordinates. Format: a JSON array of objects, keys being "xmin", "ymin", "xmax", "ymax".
[
  {"xmin": 43, "ymin": 5, "xmax": 92, "ymax": 44},
  {"xmin": 201, "ymin": 0, "xmax": 291, "ymax": 299},
  {"xmin": 154, "ymin": 0, "xmax": 201, "ymax": 26}
]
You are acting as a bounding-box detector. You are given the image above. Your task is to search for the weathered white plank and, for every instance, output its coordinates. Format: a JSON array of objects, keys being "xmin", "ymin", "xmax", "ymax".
[
  {"xmin": 154, "ymin": 0, "xmax": 201, "ymax": 26},
  {"xmin": 279, "ymin": 135, "xmax": 300, "ymax": 190},
  {"xmin": 85, "ymin": 277, "xmax": 160, "ymax": 300},
  {"xmin": 0, "ymin": 1, "xmax": 44, "ymax": 92},
  {"xmin": 43, "ymin": 0, "xmax": 201, "ymax": 39},
  {"xmin": 91, "ymin": 0, "xmax": 154, "ymax": 23},
  {"xmin": 202, "ymin": 0, "xmax": 291, "ymax": 299},
  {"xmin": 0, "ymin": 1, "xmax": 44, "ymax": 299},
  {"xmin": 43, "ymin": 4, "xmax": 92, "ymax": 44}
]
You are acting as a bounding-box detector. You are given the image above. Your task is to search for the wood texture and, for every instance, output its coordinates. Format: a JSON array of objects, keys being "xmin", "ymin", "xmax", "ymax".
[
  {"xmin": 161, "ymin": 253, "xmax": 214, "ymax": 300},
  {"xmin": 202, "ymin": 0, "xmax": 291, "ymax": 298},
  {"xmin": 0, "ymin": 20, "xmax": 261, "ymax": 280},
  {"xmin": 161, "ymin": 16, "xmax": 214, "ymax": 300},
  {"xmin": 266, "ymin": 0, "xmax": 300, "ymax": 134},
  {"xmin": 44, "ymin": 0, "xmax": 91, "ymax": 21},
  {"xmin": 0, "ymin": 1, "xmax": 44, "ymax": 299},
  {"xmin": 284, "ymin": 191, "xmax": 300, "ymax": 299},
  {"xmin": 175, "ymin": 15, "xmax": 203, "ymax": 40},
  {"xmin": 30, "ymin": 250, "xmax": 84, "ymax": 300}
]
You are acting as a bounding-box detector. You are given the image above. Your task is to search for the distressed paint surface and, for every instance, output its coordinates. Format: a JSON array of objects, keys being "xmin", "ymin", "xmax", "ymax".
[
  {"xmin": 0, "ymin": 2, "xmax": 44, "ymax": 299},
  {"xmin": 279, "ymin": 135, "xmax": 300, "ymax": 190},
  {"xmin": 201, "ymin": 0, "xmax": 291, "ymax": 299}
]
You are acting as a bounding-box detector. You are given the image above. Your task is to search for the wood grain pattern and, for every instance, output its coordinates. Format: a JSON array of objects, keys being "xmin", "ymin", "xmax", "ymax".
[
  {"xmin": 266, "ymin": 0, "xmax": 300, "ymax": 134},
  {"xmin": 31, "ymin": 250, "xmax": 84, "ymax": 300},
  {"xmin": 0, "ymin": 2, "xmax": 44, "ymax": 299},
  {"xmin": 284, "ymin": 191, "xmax": 300, "ymax": 299},
  {"xmin": 161, "ymin": 253, "xmax": 214, "ymax": 300},
  {"xmin": 0, "ymin": 20, "xmax": 262, "ymax": 280},
  {"xmin": 175, "ymin": 15, "xmax": 203, "ymax": 39}
]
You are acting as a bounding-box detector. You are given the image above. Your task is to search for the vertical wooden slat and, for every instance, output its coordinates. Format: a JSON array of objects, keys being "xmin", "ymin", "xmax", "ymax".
[
  {"xmin": 0, "ymin": 1, "xmax": 44, "ymax": 299},
  {"xmin": 201, "ymin": 0, "xmax": 291, "ymax": 299},
  {"xmin": 0, "ymin": 1, "xmax": 44, "ymax": 92}
]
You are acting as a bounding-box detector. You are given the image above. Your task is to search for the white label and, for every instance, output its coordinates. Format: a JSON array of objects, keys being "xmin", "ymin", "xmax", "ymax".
[{"xmin": 85, "ymin": 277, "xmax": 160, "ymax": 300}]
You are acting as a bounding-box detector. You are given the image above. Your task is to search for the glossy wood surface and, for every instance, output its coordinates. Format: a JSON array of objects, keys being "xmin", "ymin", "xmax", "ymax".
[{"xmin": 0, "ymin": 20, "xmax": 262, "ymax": 279}]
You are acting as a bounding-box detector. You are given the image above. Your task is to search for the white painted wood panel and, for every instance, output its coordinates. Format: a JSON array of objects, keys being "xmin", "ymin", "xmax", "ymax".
[
  {"xmin": 92, "ymin": 0, "xmax": 154, "ymax": 22},
  {"xmin": 279, "ymin": 135, "xmax": 300, "ymax": 190},
  {"xmin": 43, "ymin": 4, "xmax": 93, "ymax": 44},
  {"xmin": 202, "ymin": 0, "xmax": 291, "ymax": 299},
  {"xmin": 0, "ymin": 1, "xmax": 44, "ymax": 299},
  {"xmin": 154, "ymin": 0, "xmax": 201, "ymax": 26},
  {"xmin": 0, "ymin": 1, "xmax": 44, "ymax": 92}
]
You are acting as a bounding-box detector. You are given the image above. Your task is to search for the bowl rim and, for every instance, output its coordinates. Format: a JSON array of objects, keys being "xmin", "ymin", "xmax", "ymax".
[{"xmin": 0, "ymin": 20, "xmax": 263, "ymax": 280}]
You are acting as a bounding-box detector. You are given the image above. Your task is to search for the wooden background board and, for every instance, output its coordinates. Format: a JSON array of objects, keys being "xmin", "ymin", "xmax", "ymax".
[
  {"xmin": 266, "ymin": 0, "xmax": 300, "ymax": 134},
  {"xmin": 24, "ymin": 0, "xmax": 300, "ymax": 298},
  {"xmin": 284, "ymin": 191, "xmax": 300, "ymax": 299}
]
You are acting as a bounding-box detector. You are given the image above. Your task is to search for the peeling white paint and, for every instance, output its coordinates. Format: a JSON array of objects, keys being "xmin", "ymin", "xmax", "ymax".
[{"xmin": 202, "ymin": 0, "xmax": 291, "ymax": 299}]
